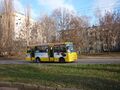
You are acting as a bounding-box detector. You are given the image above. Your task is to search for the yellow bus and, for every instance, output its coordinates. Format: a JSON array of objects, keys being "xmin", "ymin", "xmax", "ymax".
[{"xmin": 26, "ymin": 42, "xmax": 77, "ymax": 63}]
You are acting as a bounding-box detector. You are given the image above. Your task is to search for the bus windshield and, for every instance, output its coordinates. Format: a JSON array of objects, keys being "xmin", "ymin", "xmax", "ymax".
[{"xmin": 66, "ymin": 43, "xmax": 74, "ymax": 52}]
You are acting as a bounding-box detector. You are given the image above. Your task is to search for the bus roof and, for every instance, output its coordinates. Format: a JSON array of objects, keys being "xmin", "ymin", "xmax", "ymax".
[{"xmin": 27, "ymin": 42, "xmax": 73, "ymax": 47}]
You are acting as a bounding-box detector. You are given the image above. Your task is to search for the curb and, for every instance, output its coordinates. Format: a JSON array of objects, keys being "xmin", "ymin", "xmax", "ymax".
[
  {"xmin": 0, "ymin": 82, "xmax": 80, "ymax": 90},
  {"xmin": 79, "ymin": 56, "xmax": 120, "ymax": 59}
]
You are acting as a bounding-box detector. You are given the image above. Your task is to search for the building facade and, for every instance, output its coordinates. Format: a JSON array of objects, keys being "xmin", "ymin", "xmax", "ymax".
[
  {"xmin": 0, "ymin": 12, "xmax": 46, "ymax": 46},
  {"xmin": 13, "ymin": 12, "xmax": 34, "ymax": 40}
]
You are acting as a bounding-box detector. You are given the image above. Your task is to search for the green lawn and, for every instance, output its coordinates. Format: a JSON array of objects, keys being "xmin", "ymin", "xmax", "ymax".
[{"xmin": 0, "ymin": 64, "xmax": 120, "ymax": 90}]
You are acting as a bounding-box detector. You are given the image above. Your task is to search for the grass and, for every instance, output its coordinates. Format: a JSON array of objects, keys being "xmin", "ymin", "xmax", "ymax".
[{"xmin": 0, "ymin": 64, "xmax": 120, "ymax": 90}]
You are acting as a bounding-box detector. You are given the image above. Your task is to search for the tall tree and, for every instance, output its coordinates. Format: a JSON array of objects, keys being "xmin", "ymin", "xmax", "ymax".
[
  {"xmin": 40, "ymin": 14, "xmax": 57, "ymax": 43},
  {"xmin": 52, "ymin": 7, "xmax": 75, "ymax": 31},
  {"xmin": 52, "ymin": 7, "xmax": 89, "ymax": 52},
  {"xmin": 0, "ymin": 0, "xmax": 14, "ymax": 54},
  {"xmin": 98, "ymin": 11, "xmax": 120, "ymax": 51},
  {"xmin": 25, "ymin": 5, "xmax": 31, "ymax": 46}
]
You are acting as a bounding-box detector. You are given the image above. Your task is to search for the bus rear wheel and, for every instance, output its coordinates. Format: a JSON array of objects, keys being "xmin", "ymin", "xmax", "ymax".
[
  {"xmin": 35, "ymin": 57, "xmax": 41, "ymax": 63},
  {"xmin": 59, "ymin": 57, "xmax": 65, "ymax": 63}
]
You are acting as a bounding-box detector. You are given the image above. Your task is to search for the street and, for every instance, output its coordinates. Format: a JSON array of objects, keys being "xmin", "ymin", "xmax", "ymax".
[
  {"xmin": 77, "ymin": 58, "xmax": 120, "ymax": 64},
  {"xmin": 0, "ymin": 58, "xmax": 120, "ymax": 64}
]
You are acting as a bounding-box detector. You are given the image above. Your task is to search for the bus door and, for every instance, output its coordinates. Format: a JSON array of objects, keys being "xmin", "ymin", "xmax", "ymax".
[
  {"xmin": 30, "ymin": 49, "xmax": 35, "ymax": 60},
  {"xmin": 48, "ymin": 46, "xmax": 54, "ymax": 62}
]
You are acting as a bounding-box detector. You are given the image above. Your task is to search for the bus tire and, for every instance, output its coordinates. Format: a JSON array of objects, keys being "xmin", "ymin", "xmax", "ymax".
[
  {"xmin": 59, "ymin": 57, "xmax": 65, "ymax": 63},
  {"xmin": 35, "ymin": 57, "xmax": 41, "ymax": 63}
]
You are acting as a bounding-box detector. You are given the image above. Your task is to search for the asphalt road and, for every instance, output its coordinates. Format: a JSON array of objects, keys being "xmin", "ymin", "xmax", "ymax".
[
  {"xmin": 0, "ymin": 58, "xmax": 120, "ymax": 64},
  {"xmin": 77, "ymin": 58, "xmax": 120, "ymax": 64}
]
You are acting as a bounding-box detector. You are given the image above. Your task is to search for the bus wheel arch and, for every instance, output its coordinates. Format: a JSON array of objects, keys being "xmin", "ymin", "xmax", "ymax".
[
  {"xmin": 59, "ymin": 57, "xmax": 65, "ymax": 63},
  {"xmin": 35, "ymin": 57, "xmax": 41, "ymax": 63}
]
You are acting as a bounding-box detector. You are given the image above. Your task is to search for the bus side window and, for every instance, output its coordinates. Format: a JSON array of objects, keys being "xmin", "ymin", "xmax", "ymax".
[
  {"xmin": 35, "ymin": 50, "xmax": 40, "ymax": 53},
  {"xmin": 34, "ymin": 47, "xmax": 40, "ymax": 53},
  {"xmin": 54, "ymin": 46, "xmax": 60, "ymax": 55},
  {"xmin": 60, "ymin": 45, "xmax": 66, "ymax": 52},
  {"xmin": 27, "ymin": 50, "xmax": 31, "ymax": 53},
  {"xmin": 39, "ymin": 46, "xmax": 48, "ymax": 53},
  {"xmin": 54, "ymin": 46, "xmax": 59, "ymax": 52},
  {"xmin": 46, "ymin": 48, "xmax": 48, "ymax": 52}
]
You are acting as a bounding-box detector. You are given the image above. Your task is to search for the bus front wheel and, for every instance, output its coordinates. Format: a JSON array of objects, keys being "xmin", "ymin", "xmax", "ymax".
[
  {"xmin": 59, "ymin": 57, "xmax": 65, "ymax": 63},
  {"xmin": 35, "ymin": 57, "xmax": 41, "ymax": 63}
]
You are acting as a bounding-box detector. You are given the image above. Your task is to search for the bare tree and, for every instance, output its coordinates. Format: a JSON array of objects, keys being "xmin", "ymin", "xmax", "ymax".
[
  {"xmin": 98, "ymin": 11, "xmax": 120, "ymax": 52},
  {"xmin": 52, "ymin": 7, "xmax": 76, "ymax": 31},
  {"xmin": 51, "ymin": 7, "xmax": 90, "ymax": 52},
  {"xmin": 25, "ymin": 5, "xmax": 31, "ymax": 46},
  {"xmin": 29, "ymin": 22, "xmax": 41, "ymax": 45},
  {"xmin": 39, "ymin": 14, "xmax": 57, "ymax": 43},
  {"xmin": 0, "ymin": 0, "xmax": 14, "ymax": 55}
]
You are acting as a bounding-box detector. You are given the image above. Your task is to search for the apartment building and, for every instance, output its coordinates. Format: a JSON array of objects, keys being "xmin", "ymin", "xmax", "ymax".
[{"xmin": 0, "ymin": 12, "xmax": 47, "ymax": 45}]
